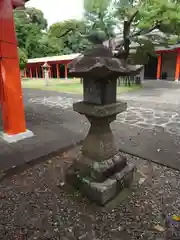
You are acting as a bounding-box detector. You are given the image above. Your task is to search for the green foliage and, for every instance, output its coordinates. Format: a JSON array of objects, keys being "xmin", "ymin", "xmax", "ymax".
[
  {"xmin": 14, "ymin": 7, "xmax": 48, "ymax": 58},
  {"xmin": 84, "ymin": 0, "xmax": 112, "ymax": 16},
  {"xmin": 25, "ymin": 7, "xmax": 48, "ymax": 29},
  {"xmin": 48, "ymin": 19, "xmax": 91, "ymax": 54},
  {"xmin": 15, "ymin": 8, "xmax": 91, "ymax": 57},
  {"xmin": 14, "ymin": 1, "xmax": 180, "ymax": 62},
  {"xmin": 84, "ymin": 0, "xmax": 116, "ymax": 40},
  {"xmin": 113, "ymin": 0, "xmax": 180, "ymax": 62},
  {"xmin": 37, "ymin": 36, "xmax": 62, "ymax": 57},
  {"xmin": 18, "ymin": 48, "xmax": 28, "ymax": 70}
]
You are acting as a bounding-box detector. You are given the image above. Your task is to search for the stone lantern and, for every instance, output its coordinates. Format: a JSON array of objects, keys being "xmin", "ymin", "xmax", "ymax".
[
  {"xmin": 42, "ymin": 62, "xmax": 50, "ymax": 86},
  {"xmin": 66, "ymin": 43, "xmax": 143, "ymax": 205}
]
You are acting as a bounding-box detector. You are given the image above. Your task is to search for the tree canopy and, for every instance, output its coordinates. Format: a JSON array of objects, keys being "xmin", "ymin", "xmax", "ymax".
[
  {"xmin": 14, "ymin": 8, "xmax": 90, "ymax": 58},
  {"xmin": 84, "ymin": 0, "xmax": 180, "ymax": 63},
  {"xmin": 115, "ymin": 0, "xmax": 180, "ymax": 62},
  {"xmin": 14, "ymin": 1, "xmax": 180, "ymax": 62},
  {"xmin": 14, "ymin": 7, "xmax": 48, "ymax": 58},
  {"xmin": 48, "ymin": 20, "xmax": 90, "ymax": 54},
  {"xmin": 84, "ymin": 0, "xmax": 116, "ymax": 40}
]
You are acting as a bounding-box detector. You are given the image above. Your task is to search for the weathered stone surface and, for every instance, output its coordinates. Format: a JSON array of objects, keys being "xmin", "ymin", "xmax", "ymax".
[
  {"xmin": 74, "ymin": 154, "xmax": 127, "ymax": 182},
  {"xmin": 66, "ymin": 82, "xmax": 134, "ymax": 205},
  {"xmin": 66, "ymin": 41, "xmax": 137, "ymax": 205},
  {"xmin": 65, "ymin": 76, "xmax": 134, "ymax": 205},
  {"xmin": 73, "ymin": 101, "xmax": 127, "ymax": 118},
  {"xmin": 66, "ymin": 163, "xmax": 135, "ymax": 205},
  {"xmin": 68, "ymin": 44, "xmax": 143, "ymax": 79},
  {"xmin": 112, "ymin": 164, "xmax": 135, "ymax": 189},
  {"xmin": 82, "ymin": 116, "xmax": 117, "ymax": 161},
  {"xmin": 83, "ymin": 78, "xmax": 117, "ymax": 105}
]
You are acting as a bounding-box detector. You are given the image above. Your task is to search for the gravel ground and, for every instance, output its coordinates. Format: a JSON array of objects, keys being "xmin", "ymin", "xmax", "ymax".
[{"xmin": 0, "ymin": 146, "xmax": 180, "ymax": 240}]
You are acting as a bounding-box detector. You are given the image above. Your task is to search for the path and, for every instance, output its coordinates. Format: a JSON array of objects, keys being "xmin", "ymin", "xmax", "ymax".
[
  {"xmin": 21, "ymin": 80, "xmax": 180, "ymax": 171},
  {"xmin": 1, "ymin": 80, "xmax": 180, "ymax": 173},
  {"xmin": 26, "ymin": 80, "xmax": 180, "ymax": 136},
  {"xmin": 117, "ymin": 81, "xmax": 180, "ymax": 135}
]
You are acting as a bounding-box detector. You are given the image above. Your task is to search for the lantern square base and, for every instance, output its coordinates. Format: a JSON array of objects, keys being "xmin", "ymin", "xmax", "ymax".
[
  {"xmin": 66, "ymin": 153, "xmax": 135, "ymax": 206},
  {"xmin": 1, "ymin": 130, "xmax": 34, "ymax": 143}
]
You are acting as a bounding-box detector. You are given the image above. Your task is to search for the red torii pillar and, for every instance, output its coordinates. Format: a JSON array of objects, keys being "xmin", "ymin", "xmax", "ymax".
[
  {"xmin": 56, "ymin": 63, "xmax": 60, "ymax": 79},
  {"xmin": 175, "ymin": 50, "xmax": 180, "ymax": 82},
  {"xmin": 65, "ymin": 63, "xmax": 68, "ymax": 79},
  {"xmin": 0, "ymin": 0, "xmax": 33, "ymax": 141},
  {"xmin": 156, "ymin": 54, "xmax": 162, "ymax": 80}
]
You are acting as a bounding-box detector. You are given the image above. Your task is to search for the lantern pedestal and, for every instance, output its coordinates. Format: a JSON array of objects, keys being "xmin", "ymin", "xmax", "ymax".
[
  {"xmin": 66, "ymin": 43, "xmax": 142, "ymax": 205},
  {"xmin": 42, "ymin": 62, "xmax": 50, "ymax": 86},
  {"xmin": 66, "ymin": 101, "xmax": 135, "ymax": 205}
]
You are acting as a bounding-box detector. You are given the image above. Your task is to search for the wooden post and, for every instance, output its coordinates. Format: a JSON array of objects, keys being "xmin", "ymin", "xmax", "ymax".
[
  {"xmin": 65, "ymin": 63, "xmax": 68, "ymax": 79},
  {"xmin": 36, "ymin": 67, "xmax": 38, "ymax": 79},
  {"xmin": 30, "ymin": 67, "xmax": 33, "ymax": 78},
  {"xmin": 42, "ymin": 68, "xmax": 44, "ymax": 79},
  {"xmin": 175, "ymin": 51, "xmax": 180, "ymax": 81},
  {"xmin": 49, "ymin": 64, "xmax": 52, "ymax": 78},
  {"xmin": 0, "ymin": 0, "xmax": 26, "ymax": 135},
  {"xmin": 156, "ymin": 54, "xmax": 162, "ymax": 80},
  {"xmin": 24, "ymin": 69, "xmax": 27, "ymax": 78},
  {"xmin": 56, "ymin": 63, "xmax": 60, "ymax": 79}
]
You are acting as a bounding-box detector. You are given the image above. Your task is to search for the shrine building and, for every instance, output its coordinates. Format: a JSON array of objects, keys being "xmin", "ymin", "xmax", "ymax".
[
  {"xmin": 145, "ymin": 44, "xmax": 180, "ymax": 81},
  {"xmin": 25, "ymin": 54, "xmax": 81, "ymax": 79},
  {"xmin": 25, "ymin": 43, "xmax": 180, "ymax": 82}
]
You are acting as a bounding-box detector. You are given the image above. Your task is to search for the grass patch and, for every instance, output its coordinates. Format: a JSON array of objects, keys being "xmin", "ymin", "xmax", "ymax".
[{"xmin": 22, "ymin": 78, "xmax": 142, "ymax": 95}]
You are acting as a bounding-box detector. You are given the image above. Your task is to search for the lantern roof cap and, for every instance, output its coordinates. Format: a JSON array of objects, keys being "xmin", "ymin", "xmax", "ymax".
[{"xmin": 68, "ymin": 44, "xmax": 143, "ymax": 79}]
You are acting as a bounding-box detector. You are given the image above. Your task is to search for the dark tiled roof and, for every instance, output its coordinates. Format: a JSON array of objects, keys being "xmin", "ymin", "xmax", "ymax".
[{"xmin": 104, "ymin": 30, "xmax": 180, "ymax": 52}]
